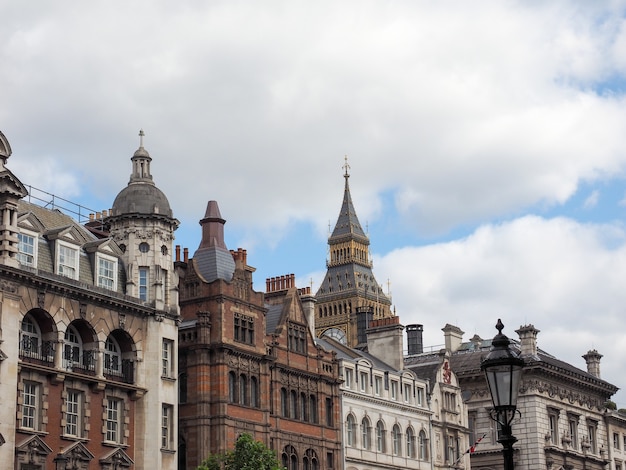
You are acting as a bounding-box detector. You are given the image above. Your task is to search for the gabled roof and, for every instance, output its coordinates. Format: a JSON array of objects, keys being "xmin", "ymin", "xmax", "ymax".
[{"xmin": 318, "ymin": 336, "xmax": 410, "ymax": 374}]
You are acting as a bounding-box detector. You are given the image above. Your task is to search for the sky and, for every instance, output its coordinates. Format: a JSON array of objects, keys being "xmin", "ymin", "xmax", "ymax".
[{"xmin": 3, "ymin": 1, "xmax": 626, "ymax": 407}]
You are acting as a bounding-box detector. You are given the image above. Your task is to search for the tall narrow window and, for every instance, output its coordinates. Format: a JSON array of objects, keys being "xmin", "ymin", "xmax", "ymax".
[
  {"xmin": 17, "ymin": 232, "xmax": 36, "ymax": 266},
  {"xmin": 548, "ymin": 409, "xmax": 559, "ymax": 445},
  {"xmin": 346, "ymin": 414, "xmax": 356, "ymax": 447},
  {"xmin": 290, "ymin": 390, "xmax": 298, "ymax": 419},
  {"xmin": 58, "ymin": 243, "xmax": 79, "ymax": 279},
  {"xmin": 374, "ymin": 376, "xmax": 382, "ymax": 396},
  {"xmin": 104, "ymin": 336, "xmax": 121, "ymax": 376},
  {"xmin": 362, "ymin": 418, "xmax": 371, "ymax": 449},
  {"xmin": 392, "ymin": 425, "xmax": 401, "ymax": 456},
  {"xmin": 325, "ymin": 398, "xmax": 333, "ymax": 426},
  {"xmin": 376, "ymin": 420, "xmax": 386, "ymax": 452},
  {"xmin": 418, "ymin": 430, "xmax": 427, "ymax": 460},
  {"xmin": 22, "ymin": 381, "xmax": 40, "ymax": 430},
  {"xmin": 359, "ymin": 372, "xmax": 368, "ymax": 393},
  {"xmin": 391, "ymin": 381, "xmax": 398, "ymax": 400},
  {"xmin": 64, "ymin": 325, "xmax": 83, "ymax": 371},
  {"xmin": 105, "ymin": 398, "xmax": 122, "ymax": 443},
  {"xmin": 21, "ymin": 314, "xmax": 41, "ymax": 357},
  {"xmin": 280, "ymin": 388, "xmax": 288, "ymax": 417},
  {"xmin": 309, "ymin": 395, "xmax": 318, "ymax": 423},
  {"xmin": 587, "ymin": 421, "xmax": 597, "ymax": 454},
  {"xmin": 406, "ymin": 427, "xmax": 416, "ymax": 458},
  {"xmin": 250, "ymin": 376, "xmax": 259, "ymax": 408},
  {"xmin": 97, "ymin": 256, "xmax": 117, "ymax": 290},
  {"xmin": 229, "ymin": 372, "xmax": 237, "ymax": 404},
  {"xmin": 139, "ymin": 267, "xmax": 149, "ymax": 301},
  {"xmin": 344, "ymin": 368, "xmax": 353, "ymax": 389},
  {"xmin": 569, "ymin": 415, "xmax": 579, "ymax": 450},
  {"xmin": 162, "ymin": 339, "xmax": 174, "ymax": 378},
  {"xmin": 66, "ymin": 390, "xmax": 82, "ymax": 437},
  {"xmin": 162, "ymin": 404, "xmax": 173, "ymax": 449},
  {"xmin": 239, "ymin": 375, "xmax": 248, "ymax": 406}
]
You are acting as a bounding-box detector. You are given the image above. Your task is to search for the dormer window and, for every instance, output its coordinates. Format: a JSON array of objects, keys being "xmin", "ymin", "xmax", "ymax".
[
  {"xmin": 57, "ymin": 242, "xmax": 79, "ymax": 279},
  {"xmin": 17, "ymin": 231, "xmax": 37, "ymax": 267},
  {"xmin": 97, "ymin": 254, "xmax": 118, "ymax": 290}
]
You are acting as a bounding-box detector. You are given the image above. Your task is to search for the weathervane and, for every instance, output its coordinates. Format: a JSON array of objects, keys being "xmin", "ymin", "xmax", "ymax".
[{"xmin": 343, "ymin": 155, "xmax": 350, "ymax": 177}]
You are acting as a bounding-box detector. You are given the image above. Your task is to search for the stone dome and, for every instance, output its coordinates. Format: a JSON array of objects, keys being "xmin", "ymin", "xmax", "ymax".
[
  {"xmin": 109, "ymin": 131, "xmax": 175, "ymax": 220},
  {"xmin": 111, "ymin": 182, "xmax": 173, "ymax": 218}
]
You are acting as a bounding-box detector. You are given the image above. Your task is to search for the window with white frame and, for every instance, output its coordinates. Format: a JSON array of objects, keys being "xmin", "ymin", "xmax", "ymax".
[
  {"xmin": 162, "ymin": 404, "xmax": 174, "ymax": 449},
  {"xmin": 64, "ymin": 325, "xmax": 83, "ymax": 371},
  {"xmin": 418, "ymin": 430, "xmax": 428, "ymax": 460},
  {"xmin": 105, "ymin": 397, "xmax": 122, "ymax": 443},
  {"xmin": 376, "ymin": 420, "xmax": 386, "ymax": 452},
  {"xmin": 391, "ymin": 380, "xmax": 398, "ymax": 400},
  {"xmin": 21, "ymin": 381, "xmax": 40, "ymax": 430},
  {"xmin": 346, "ymin": 414, "xmax": 356, "ymax": 447},
  {"xmin": 104, "ymin": 336, "xmax": 122, "ymax": 376},
  {"xmin": 344, "ymin": 368, "xmax": 353, "ymax": 389},
  {"xmin": 65, "ymin": 390, "xmax": 83, "ymax": 437},
  {"xmin": 373, "ymin": 376, "xmax": 382, "ymax": 396},
  {"xmin": 362, "ymin": 418, "xmax": 371, "ymax": 449},
  {"xmin": 162, "ymin": 339, "xmax": 174, "ymax": 378},
  {"xmin": 20, "ymin": 314, "xmax": 41, "ymax": 357},
  {"xmin": 417, "ymin": 387, "xmax": 425, "ymax": 406},
  {"xmin": 406, "ymin": 427, "xmax": 416, "ymax": 459},
  {"xmin": 392, "ymin": 424, "xmax": 401, "ymax": 456},
  {"xmin": 57, "ymin": 242, "xmax": 79, "ymax": 279},
  {"xmin": 97, "ymin": 255, "xmax": 117, "ymax": 290},
  {"xmin": 548, "ymin": 409, "xmax": 559, "ymax": 445},
  {"xmin": 403, "ymin": 383, "xmax": 412, "ymax": 403},
  {"xmin": 569, "ymin": 415, "xmax": 579, "ymax": 450},
  {"xmin": 139, "ymin": 267, "xmax": 149, "ymax": 301},
  {"xmin": 359, "ymin": 371, "xmax": 368, "ymax": 393},
  {"xmin": 17, "ymin": 231, "xmax": 37, "ymax": 266}
]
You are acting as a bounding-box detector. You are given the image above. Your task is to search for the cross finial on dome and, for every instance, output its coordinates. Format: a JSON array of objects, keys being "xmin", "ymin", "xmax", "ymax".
[
  {"xmin": 139, "ymin": 129, "xmax": 145, "ymax": 147},
  {"xmin": 343, "ymin": 155, "xmax": 350, "ymax": 177}
]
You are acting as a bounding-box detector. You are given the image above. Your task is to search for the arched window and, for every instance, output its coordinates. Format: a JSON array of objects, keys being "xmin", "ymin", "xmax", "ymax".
[
  {"xmin": 282, "ymin": 445, "xmax": 298, "ymax": 470},
  {"xmin": 21, "ymin": 314, "xmax": 41, "ymax": 356},
  {"xmin": 300, "ymin": 392, "xmax": 308, "ymax": 421},
  {"xmin": 418, "ymin": 430, "xmax": 428, "ymax": 460},
  {"xmin": 239, "ymin": 374, "xmax": 248, "ymax": 405},
  {"xmin": 406, "ymin": 427, "xmax": 416, "ymax": 458},
  {"xmin": 250, "ymin": 376, "xmax": 259, "ymax": 408},
  {"xmin": 303, "ymin": 449, "xmax": 318, "ymax": 470},
  {"xmin": 64, "ymin": 325, "xmax": 83, "ymax": 371},
  {"xmin": 104, "ymin": 336, "xmax": 122, "ymax": 376},
  {"xmin": 309, "ymin": 395, "xmax": 318, "ymax": 423},
  {"xmin": 228, "ymin": 372, "xmax": 237, "ymax": 403},
  {"xmin": 362, "ymin": 417, "xmax": 371, "ymax": 450},
  {"xmin": 290, "ymin": 390, "xmax": 298, "ymax": 419},
  {"xmin": 376, "ymin": 420, "xmax": 386, "ymax": 452},
  {"xmin": 392, "ymin": 424, "xmax": 401, "ymax": 456},
  {"xmin": 346, "ymin": 414, "xmax": 356, "ymax": 447},
  {"xmin": 281, "ymin": 388, "xmax": 288, "ymax": 417}
]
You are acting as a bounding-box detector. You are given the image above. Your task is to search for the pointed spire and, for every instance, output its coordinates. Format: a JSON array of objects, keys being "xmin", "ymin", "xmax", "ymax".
[
  {"xmin": 193, "ymin": 200, "xmax": 235, "ymax": 283},
  {"xmin": 330, "ymin": 156, "xmax": 367, "ymax": 241}
]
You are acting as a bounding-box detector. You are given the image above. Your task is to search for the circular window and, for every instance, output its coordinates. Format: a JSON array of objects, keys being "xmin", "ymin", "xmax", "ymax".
[{"xmin": 139, "ymin": 242, "xmax": 150, "ymax": 253}]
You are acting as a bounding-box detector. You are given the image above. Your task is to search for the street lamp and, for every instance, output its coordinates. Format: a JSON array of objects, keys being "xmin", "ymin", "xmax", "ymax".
[{"xmin": 480, "ymin": 319, "xmax": 524, "ymax": 470}]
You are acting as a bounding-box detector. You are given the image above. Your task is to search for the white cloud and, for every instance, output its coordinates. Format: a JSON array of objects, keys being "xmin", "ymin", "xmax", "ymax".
[
  {"xmin": 584, "ymin": 189, "xmax": 600, "ymax": 209},
  {"xmin": 376, "ymin": 215, "xmax": 626, "ymax": 405}
]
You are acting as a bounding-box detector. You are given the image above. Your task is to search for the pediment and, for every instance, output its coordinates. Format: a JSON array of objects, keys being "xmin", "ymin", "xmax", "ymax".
[
  {"xmin": 0, "ymin": 168, "xmax": 28, "ymax": 198},
  {"xmin": 83, "ymin": 238, "xmax": 123, "ymax": 256},
  {"xmin": 18, "ymin": 212, "xmax": 45, "ymax": 233},
  {"xmin": 46, "ymin": 225, "xmax": 89, "ymax": 244},
  {"xmin": 99, "ymin": 447, "xmax": 134, "ymax": 467},
  {"xmin": 57, "ymin": 440, "xmax": 95, "ymax": 462},
  {"xmin": 15, "ymin": 434, "xmax": 53, "ymax": 456}
]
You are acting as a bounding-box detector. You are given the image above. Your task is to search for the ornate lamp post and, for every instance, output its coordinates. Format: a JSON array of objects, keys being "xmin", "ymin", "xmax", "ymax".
[{"xmin": 480, "ymin": 319, "xmax": 524, "ymax": 470}]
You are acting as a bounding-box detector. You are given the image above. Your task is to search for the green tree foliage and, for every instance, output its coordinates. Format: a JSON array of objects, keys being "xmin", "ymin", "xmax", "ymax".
[{"xmin": 197, "ymin": 433, "xmax": 284, "ymax": 470}]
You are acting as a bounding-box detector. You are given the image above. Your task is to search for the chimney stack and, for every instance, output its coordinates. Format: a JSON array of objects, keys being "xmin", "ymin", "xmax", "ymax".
[
  {"xmin": 583, "ymin": 349, "xmax": 603, "ymax": 378},
  {"xmin": 516, "ymin": 324, "xmax": 540, "ymax": 357},
  {"xmin": 406, "ymin": 324, "xmax": 424, "ymax": 355},
  {"xmin": 442, "ymin": 324, "xmax": 464, "ymax": 353},
  {"xmin": 367, "ymin": 316, "xmax": 405, "ymax": 370}
]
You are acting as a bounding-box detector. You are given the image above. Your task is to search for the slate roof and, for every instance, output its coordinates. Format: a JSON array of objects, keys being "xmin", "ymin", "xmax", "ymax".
[
  {"xmin": 329, "ymin": 173, "xmax": 368, "ymax": 243},
  {"xmin": 317, "ymin": 336, "xmax": 402, "ymax": 373}
]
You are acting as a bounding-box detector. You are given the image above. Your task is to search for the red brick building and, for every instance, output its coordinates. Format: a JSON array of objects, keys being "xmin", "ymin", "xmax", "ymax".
[{"xmin": 176, "ymin": 200, "xmax": 342, "ymax": 470}]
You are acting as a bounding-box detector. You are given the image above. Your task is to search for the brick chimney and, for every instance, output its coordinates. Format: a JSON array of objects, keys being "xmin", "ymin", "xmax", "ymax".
[
  {"xmin": 582, "ymin": 349, "xmax": 603, "ymax": 378},
  {"xmin": 515, "ymin": 324, "xmax": 540, "ymax": 357},
  {"xmin": 442, "ymin": 324, "xmax": 464, "ymax": 353},
  {"xmin": 367, "ymin": 316, "xmax": 405, "ymax": 370}
]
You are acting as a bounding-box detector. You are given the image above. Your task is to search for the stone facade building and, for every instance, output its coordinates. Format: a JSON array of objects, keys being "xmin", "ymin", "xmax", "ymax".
[
  {"xmin": 0, "ymin": 130, "xmax": 179, "ymax": 469},
  {"xmin": 176, "ymin": 200, "xmax": 342, "ymax": 469},
  {"xmin": 319, "ymin": 316, "xmax": 433, "ymax": 470},
  {"xmin": 414, "ymin": 321, "xmax": 619, "ymax": 470}
]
